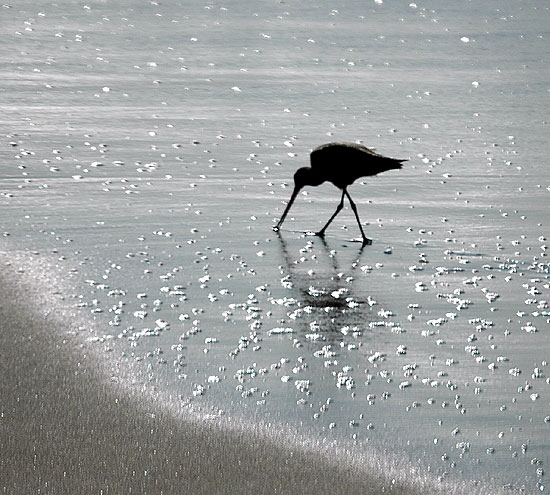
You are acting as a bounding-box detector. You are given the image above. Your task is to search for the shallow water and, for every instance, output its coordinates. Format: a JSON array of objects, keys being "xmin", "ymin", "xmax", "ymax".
[{"xmin": 2, "ymin": 1, "xmax": 549, "ymax": 493}]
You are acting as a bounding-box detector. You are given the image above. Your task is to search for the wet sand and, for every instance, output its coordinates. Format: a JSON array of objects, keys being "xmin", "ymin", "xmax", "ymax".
[{"xmin": 0, "ymin": 267, "xmax": 424, "ymax": 495}]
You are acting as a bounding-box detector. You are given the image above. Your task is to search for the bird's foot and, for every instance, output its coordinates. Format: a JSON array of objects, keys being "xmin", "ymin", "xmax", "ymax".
[
  {"xmin": 362, "ymin": 237, "xmax": 373, "ymax": 246},
  {"xmin": 315, "ymin": 230, "xmax": 326, "ymax": 238},
  {"xmin": 272, "ymin": 225, "xmax": 280, "ymax": 232}
]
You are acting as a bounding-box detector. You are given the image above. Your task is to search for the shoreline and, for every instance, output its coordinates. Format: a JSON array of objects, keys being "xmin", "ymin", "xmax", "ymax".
[{"xmin": 0, "ymin": 263, "xmax": 422, "ymax": 495}]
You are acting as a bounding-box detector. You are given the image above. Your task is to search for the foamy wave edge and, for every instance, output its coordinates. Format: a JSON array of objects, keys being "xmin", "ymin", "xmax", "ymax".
[{"xmin": 1, "ymin": 248, "xmax": 508, "ymax": 495}]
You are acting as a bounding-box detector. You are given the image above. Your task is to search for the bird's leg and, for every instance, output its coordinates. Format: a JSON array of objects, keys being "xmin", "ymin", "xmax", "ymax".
[
  {"xmin": 317, "ymin": 189, "xmax": 345, "ymax": 238},
  {"xmin": 344, "ymin": 190, "xmax": 372, "ymax": 246}
]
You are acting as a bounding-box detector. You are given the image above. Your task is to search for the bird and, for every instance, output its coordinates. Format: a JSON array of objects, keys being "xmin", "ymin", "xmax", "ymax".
[{"xmin": 273, "ymin": 142, "xmax": 406, "ymax": 246}]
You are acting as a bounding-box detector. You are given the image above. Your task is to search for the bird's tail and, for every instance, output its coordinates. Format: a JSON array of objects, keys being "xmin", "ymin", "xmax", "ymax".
[{"xmin": 389, "ymin": 157, "xmax": 407, "ymax": 170}]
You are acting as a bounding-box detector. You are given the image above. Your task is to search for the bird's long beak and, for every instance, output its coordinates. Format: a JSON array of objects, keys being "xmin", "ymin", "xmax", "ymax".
[{"xmin": 273, "ymin": 185, "xmax": 301, "ymax": 231}]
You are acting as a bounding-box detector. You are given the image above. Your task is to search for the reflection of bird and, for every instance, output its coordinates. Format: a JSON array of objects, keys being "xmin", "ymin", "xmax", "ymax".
[
  {"xmin": 273, "ymin": 142, "xmax": 406, "ymax": 246},
  {"xmin": 275, "ymin": 232, "xmax": 368, "ymax": 339}
]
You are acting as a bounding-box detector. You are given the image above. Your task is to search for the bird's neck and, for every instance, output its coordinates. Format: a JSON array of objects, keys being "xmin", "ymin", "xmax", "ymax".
[{"xmin": 305, "ymin": 168, "xmax": 325, "ymax": 186}]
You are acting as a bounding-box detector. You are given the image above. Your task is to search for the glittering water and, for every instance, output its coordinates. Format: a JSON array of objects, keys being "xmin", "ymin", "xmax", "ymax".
[{"xmin": 2, "ymin": 1, "xmax": 549, "ymax": 493}]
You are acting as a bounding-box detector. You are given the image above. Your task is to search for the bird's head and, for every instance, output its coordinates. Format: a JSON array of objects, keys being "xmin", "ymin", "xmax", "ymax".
[
  {"xmin": 293, "ymin": 167, "xmax": 310, "ymax": 190},
  {"xmin": 293, "ymin": 166, "xmax": 323, "ymax": 188}
]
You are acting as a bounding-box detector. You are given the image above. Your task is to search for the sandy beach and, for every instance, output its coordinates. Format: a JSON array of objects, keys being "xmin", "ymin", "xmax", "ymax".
[{"xmin": 0, "ymin": 266, "xmax": 422, "ymax": 495}]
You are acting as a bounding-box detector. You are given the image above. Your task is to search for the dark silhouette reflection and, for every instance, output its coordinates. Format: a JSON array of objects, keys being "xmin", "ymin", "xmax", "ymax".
[{"xmin": 275, "ymin": 232, "xmax": 377, "ymax": 344}]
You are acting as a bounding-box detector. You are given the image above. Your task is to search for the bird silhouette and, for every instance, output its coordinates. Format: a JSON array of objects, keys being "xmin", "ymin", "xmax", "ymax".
[{"xmin": 273, "ymin": 142, "xmax": 406, "ymax": 246}]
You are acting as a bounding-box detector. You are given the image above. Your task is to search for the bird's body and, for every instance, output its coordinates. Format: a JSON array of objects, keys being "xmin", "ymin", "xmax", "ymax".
[
  {"xmin": 310, "ymin": 142, "xmax": 404, "ymax": 188},
  {"xmin": 273, "ymin": 142, "xmax": 406, "ymax": 245}
]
